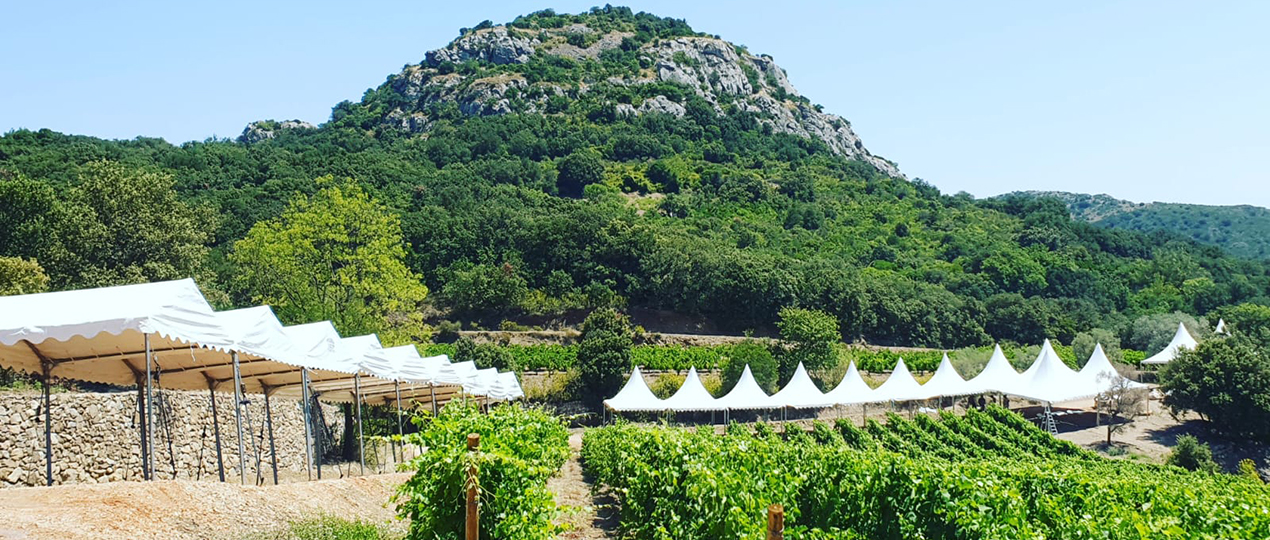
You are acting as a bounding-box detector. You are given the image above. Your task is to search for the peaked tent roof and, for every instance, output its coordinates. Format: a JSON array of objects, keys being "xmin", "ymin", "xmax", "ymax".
[
  {"xmin": 918, "ymin": 353, "xmax": 971, "ymax": 399},
  {"xmin": 1010, "ymin": 341, "xmax": 1086, "ymax": 403},
  {"xmin": 490, "ymin": 372, "xmax": 525, "ymax": 401},
  {"xmin": 1215, "ymin": 318, "xmax": 1228, "ymax": 335},
  {"xmin": 281, "ymin": 322, "xmax": 360, "ymax": 375},
  {"xmin": 603, "ymin": 366, "xmax": 665, "ymax": 412},
  {"xmin": 870, "ymin": 357, "xmax": 926, "ymax": 403},
  {"xmin": 824, "ymin": 361, "xmax": 875, "ymax": 405},
  {"xmin": 1141, "ymin": 323, "xmax": 1199, "ymax": 365},
  {"xmin": 662, "ymin": 367, "xmax": 723, "ymax": 411},
  {"xmin": 1020, "ymin": 339, "xmax": 1060, "ymax": 380},
  {"xmin": 771, "ymin": 362, "xmax": 831, "ymax": 408},
  {"xmin": 1076, "ymin": 343, "xmax": 1147, "ymax": 396},
  {"xmin": 963, "ymin": 345, "xmax": 1022, "ymax": 395},
  {"xmin": 715, "ymin": 365, "xmax": 774, "ymax": 410}
]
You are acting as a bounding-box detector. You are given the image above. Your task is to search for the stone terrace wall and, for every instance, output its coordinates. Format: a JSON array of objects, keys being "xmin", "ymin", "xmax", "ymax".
[{"xmin": 0, "ymin": 389, "xmax": 344, "ymax": 487}]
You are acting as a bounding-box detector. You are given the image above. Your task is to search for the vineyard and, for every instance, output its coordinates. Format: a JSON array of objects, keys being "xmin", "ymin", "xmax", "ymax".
[
  {"xmin": 419, "ymin": 342, "xmax": 1140, "ymax": 373},
  {"xmin": 582, "ymin": 405, "xmax": 1270, "ymax": 539}
]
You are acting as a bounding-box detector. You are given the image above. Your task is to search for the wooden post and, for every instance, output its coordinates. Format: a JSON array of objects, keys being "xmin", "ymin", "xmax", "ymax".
[
  {"xmin": 766, "ymin": 503, "xmax": 784, "ymax": 540},
  {"xmin": 41, "ymin": 359, "xmax": 53, "ymax": 486},
  {"xmin": 465, "ymin": 433, "xmax": 480, "ymax": 540},
  {"xmin": 232, "ymin": 351, "xmax": 247, "ymax": 485}
]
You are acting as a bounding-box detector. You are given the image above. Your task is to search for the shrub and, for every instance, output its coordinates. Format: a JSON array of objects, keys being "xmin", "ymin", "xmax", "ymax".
[
  {"xmin": 1239, "ymin": 459, "xmax": 1263, "ymax": 483},
  {"xmin": 576, "ymin": 308, "xmax": 633, "ymax": 407},
  {"xmin": 258, "ymin": 515, "xmax": 397, "ymax": 540},
  {"xmin": 719, "ymin": 340, "xmax": 778, "ymax": 394},
  {"xmin": 1166, "ymin": 435, "xmax": 1218, "ymax": 473},
  {"xmin": 1161, "ymin": 335, "xmax": 1270, "ymax": 441},
  {"xmin": 395, "ymin": 402, "xmax": 569, "ymax": 540},
  {"xmin": 649, "ymin": 372, "xmax": 685, "ymax": 399}
]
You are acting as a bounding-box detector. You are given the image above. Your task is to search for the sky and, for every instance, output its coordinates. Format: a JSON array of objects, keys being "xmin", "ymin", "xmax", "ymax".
[{"xmin": 2, "ymin": 1, "xmax": 1267, "ymax": 206}]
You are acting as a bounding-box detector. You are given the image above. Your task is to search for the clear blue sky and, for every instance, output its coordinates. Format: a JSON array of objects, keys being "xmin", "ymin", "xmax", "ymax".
[{"xmin": 3, "ymin": 1, "xmax": 1267, "ymax": 206}]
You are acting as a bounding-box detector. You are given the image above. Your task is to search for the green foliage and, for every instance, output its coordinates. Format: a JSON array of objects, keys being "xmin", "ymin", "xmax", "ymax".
[
  {"xmin": 0, "ymin": 257, "xmax": 49, "ymax": 296},
  {"xmin": 1239, "ymin": 459, "xmax": 1263, "ymax": 483},
  {"xmin": 1161, "ymin": 334, "xmax": 1270, "ymax": 441},
  {"xmin": 556, "ymin": 150, "xmax": 605, "ymax": 198},
  {"xmin": 441, "ymin": 263, "xmax": 529, "ymax": 317},
  {"xmin": 1166, "ymin": 434, "xmax": 1219, "ymax": 474},
  {"xmin": 582, "ymin": 408, "xmax": 1270, "ymax": 539},
  {"xmin": 254, "ymin": 516, "xmax": 399, "ymax": 540},
  {"xmin": 231, "ymin": 177, "xmax": 427, "ymax": 335},
  {"xmin": 454, "ymin": 336, "xmax": 517, "ymax": 372},
  {"xmin": 1072, "ymin": 327, "xmax": 1124, "ymax": 364},
  {"xmin": 719, "ymin": 340, "xmax": 778, "ymax": 393},
  {"xmin": 395, "ymin": 402, "xmax": 568, "ymax": 540},
  {"xmin": 1127, "ymin": 311, "xmax": 1204, "ymax": 353},
  {"xmin": 575, "ymin": 308, "xmax": 633, "ymax": 407},
  {"xmin": 776, "ymin": 307, "xmax": 841, "ymax": 376}
]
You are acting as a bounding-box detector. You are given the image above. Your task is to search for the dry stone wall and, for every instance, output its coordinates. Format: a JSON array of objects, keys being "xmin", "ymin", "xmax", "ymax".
[{"xmin": 0, "ymin": 389, "xmax": 343, "ymax": 487}]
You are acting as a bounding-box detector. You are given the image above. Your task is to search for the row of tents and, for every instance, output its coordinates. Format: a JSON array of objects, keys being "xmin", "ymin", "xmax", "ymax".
[
  {"xmin": 0, "ymin": 279, "xmax": 523, "ymax": 486},
  {"xmin": 606, "ymin": 340, "xmax": 1149, "ymax": 414}
]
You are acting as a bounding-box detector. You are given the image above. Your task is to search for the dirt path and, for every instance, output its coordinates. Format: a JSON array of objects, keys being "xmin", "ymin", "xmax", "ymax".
[
  {"xmin": 550, "ymin": 431, "xmax": 618, "ymax": 539},
  {"xmin": 0, "ymin": 473, "xmax": 408, "ymax": 540}
]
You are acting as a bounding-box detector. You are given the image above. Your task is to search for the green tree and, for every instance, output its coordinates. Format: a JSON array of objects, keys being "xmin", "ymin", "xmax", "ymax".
[
  {"xmin": 50, "ymin": 161, "xmax": 214, "ymax": 288},
  {"xmin": 720, "ymin": 340, "xmax": 778, "ymax": 394},
  {"xmin": 556, "ymin": 150, "xmax": 605, "ymax": 198},
  {"xmin": 442, "ymin": 262, "xmax": 529, "ymax": 317},
  {"xmin": 231, "ymin": 177, "xmax": 428, "ymax": 335},
  {"xmin": 1127, "ymin": 312, "xmax": 1203, "ymax": 353},
  {"xmin": 1166, "ymin": 434, "xmax": 1219, "ymax": 473},
  {"xmin": 0, "ymin": 175, "xmax": 59, "ymax": 259},
  {"xmin": 0, "ymin": 257, "xmax": 49, "ymax": 296},
  {"xmin": 1072, "ymin": 328, "xmax": 1123, "ymax": 365},
  {"xmin": 454, "ymin": 336, "xmax": 518, "ymax": 371},
  {"xmin": 1160, "ymin": 335, "xmax": 1270, "ymax": 441},
  {"xmin": 776, "ymin": 307, "xmax": 841, "ymax": 379},
  {"xmin": 576, "ymin": 308, "xmax": 633, "ymax": 408}
]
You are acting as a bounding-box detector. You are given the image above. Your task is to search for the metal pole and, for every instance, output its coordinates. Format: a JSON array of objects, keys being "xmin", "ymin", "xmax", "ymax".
[
  {"xmin": 42, "ymin": 360, "xmax": 53, "ymax": 486},
  {"xmin": 144, "ymin": 333, "xmax": 154, "ymax": 481},
  {"xmin": 231, "ymin": 351, "xmax": 247, "ymax": 485},
  {"xmin": 355, "ymin": 374, "xmax": 365, "ymax": 476},
  {"xmin": 208, "ymin": 380, "xmax": 225, "ymax": 482},
  {"xmin": 429, "ymin": 384, "xmax": 438, "ymax": 416},
  {"xmin": 301, "ymin": 368, "xmax": 313, "ymax": 481},
  {"xmin": 263, "ymin": 388, "xmax": 279, "ymax": 485},
  {"xmin": 394, "ymin": 380, "xmax": 404, "ymax": 465},
  {"xmin": 136, "ymin": 377, "xmax": 148, "ymax": 481}
]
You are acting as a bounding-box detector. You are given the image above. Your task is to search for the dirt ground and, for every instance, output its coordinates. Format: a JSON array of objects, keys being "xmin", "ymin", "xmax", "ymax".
[
  {"xmin": 549, "ymin": 431, "xmax": 619, "ymax": 539},
  {"xmin": 0, "ymin": 473, "xmax": 408, "ymax": 540}
]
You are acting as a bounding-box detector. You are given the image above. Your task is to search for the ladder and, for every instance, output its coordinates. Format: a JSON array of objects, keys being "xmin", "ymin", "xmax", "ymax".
[{"xmin": 1042, "ymin": 406, "xmax": 1058, "ymax": 436}]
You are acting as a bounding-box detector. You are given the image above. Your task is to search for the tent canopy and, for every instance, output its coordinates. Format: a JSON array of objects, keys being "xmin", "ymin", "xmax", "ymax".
[
  {"xmin": 770, "ymin": 362, "xmax": 830, "ymax": 409},
  {"xmin": 604, "ymin": 366, "xmax": 664, "ymax": 412},
  {"xmin": 963, "ymin": 345, "xmax": 1021, "ymax": 395},
  {"xmin": 918, "ymin": 353, "xmax": 969, "ymax": 399},
  {"xmin": 715, "ymin": 365, "xmax": 773, "ymax": 410},
  {"xmin": 824, "ymin": 361, "xmax": 874, "ymax": 405},
  {"xmin": 662, "ymin": 367, "xmax": 722, "ymax": 412},
  {"xmin": 1141, "ymin": 323, "xmax": 1199, "ymax": 365},
  {"xmin": 870, "ymin": 357, "xmax": 925, "ymax": 403}
]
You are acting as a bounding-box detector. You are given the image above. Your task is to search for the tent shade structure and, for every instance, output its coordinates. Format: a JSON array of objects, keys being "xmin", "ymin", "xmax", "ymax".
[
  {"xmin": 1008, "ymin": 341, "xmax": 1089, "ymax": 404},
  {"xmin": 0, "ymin": 279, "xmax": 236, "ymax": 387},
  {"xmin": 714, "ymin": 365, "xmax": 773, "ymax": 410},
  {"xmin": 1141, "ymin": 323, "xmax": 1199, "ymax": 365},
  {"xmin": 963, "ymin": 345, "xmax": 1022, "ymax": 395},
  {"xmin": 917, "ymin": 353, "xmax": 970, "ymax": 400},
  {"xmin": 661, "ymin": 367, "xmax": 723, "ymax": 411},
  {"xmin": 604, "ymin": 366, "xmax": 665, "ymax": 412},
  {"xmin": 770, "ymin": 362, "xmax": 830, "ymax": 409},
  {"xmin": 1076, "ymin": 343, "xmax": 1147, "ymax": 397},
  {"xmin": 869, "ymin": 358, "xmax": 925, "ymax": 403},
  {"xmin": 824, "ymin": 361, "xmax": 874, "ymax": 405},
  {"xmin": 491, "ymin": 372, "xmax": 525, "ymax": 401},
  {"xmin": 1215, "ymin": 318, "xmax": 1228, "ymax": 335}
]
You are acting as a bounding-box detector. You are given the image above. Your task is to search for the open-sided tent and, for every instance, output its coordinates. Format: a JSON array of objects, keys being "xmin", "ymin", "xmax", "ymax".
[
  {"xmin": 963, "ymin": 345, "xmax": 1022, "ymax": 395},
  {"xmin": 1141, "ymin": 323, "xmax": 1199, "ymax": 365},
  {"xmin": 1075, "ymin": 344, "xmax": 1146, "ymax": 399},
  {"xmin": 0, "ymin": 279, "xmax": 237, "ymax": 485},
  {"xmin": 770, "ymin": 362, "xmax": 831, "ymax": 409},
  {"xmin": 824, "ymin": 361, "xmax": 874, "ymax": 405},
  {"xmin": 604, "ymin": 366, "xmax": 664, "ymax": 412},
  {"xmin": 491, "ymin": 372, "xmax": 525, "ymax": 402},
  {"xmin": 661, "ymin": 367, "xmax": 722, "ymax": 412},
  {"xmin": 715, "ymin": 365, "xmax": 773, "ymax": 411},
  {"xmin": 870, "ymin": 357, "xmax": 925, "ymax": 403},
  {"xmin": 1215, "ymin": 318, "xmax": 1228, "ymax": 335},
  {"xmin": 1009, "ymin": 342, "xmax": 1085, "ymax": 404},
  {"xmin": 918, "ymin": 353, "xmax": 970, "ymax": 400}
]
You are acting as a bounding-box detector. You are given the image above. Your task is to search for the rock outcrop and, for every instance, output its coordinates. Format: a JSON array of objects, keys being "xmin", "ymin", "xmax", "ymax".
[{"xmin": 239, "ymin": 120, "xmax": 316, "ymax": 144}]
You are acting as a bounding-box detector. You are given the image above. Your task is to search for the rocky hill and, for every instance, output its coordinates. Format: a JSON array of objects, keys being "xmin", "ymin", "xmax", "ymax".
[
  {"xmin": 1006, "ymin": 191, "xmax": 1270, "ymax": 260},
  {"xmin": 320, "ymin": 11, "xmax": 900, "ymax": 177}
]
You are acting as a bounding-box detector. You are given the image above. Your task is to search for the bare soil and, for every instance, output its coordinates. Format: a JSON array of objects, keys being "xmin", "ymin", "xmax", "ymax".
[
  {"xmin": 0, "ymin": 473, "xmax": 408, "ymax": 540},
  {"xmin": 549, "ymin": 431, "xmax": 619, "ymax": 539}
]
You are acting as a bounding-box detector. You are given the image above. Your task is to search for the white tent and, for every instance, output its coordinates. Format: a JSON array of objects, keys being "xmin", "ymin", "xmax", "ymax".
[
  {"xmin": 661, "ymin": 367, "xmax": 723, "ymax": 411},
  {"xmin": 1077, "ymin": 343, "xmax": 1147, "ymax": 396},
  {"xmin": 490, "ymin": 372, "xmax": 525, "ymax": 401},
  {"xmin": 467, "ymin": 367, "xmax": 500, "ymax": 396},
  {"xmin": 715, "ymin": 365, "xmax": 774, "ymax": 410},
  {"xmin": 1009, "ymin": 341, "xmax": 1086, "ymax": 403},
  {"xmin": 963, "ymin": 345, "xmax": 1022, "ymax": 395},
  {"xmin": 1215, "ymin": 318, "xmax": 1228, "ymax": 335},
  {"xmin": 918, "ymin": 353, "xmax": 970, "ymax": 399},
  {"xmin": 824, "ymin": 361, "xmax": 875, "ymax": 405},
  {"xmin": 770, "ymin": 362, "xmax": 831, "ymax": 409},
  {"xmin": 603, "ymin": 366, "xmax": 665, "ymax": 412},
  {"xmin": 1141, "ymin": 323, "xmax": 1199, "ymax": 365},
  {"xmin": 870, "ymin": 357, "xmax": 925, "ymax": 403}
]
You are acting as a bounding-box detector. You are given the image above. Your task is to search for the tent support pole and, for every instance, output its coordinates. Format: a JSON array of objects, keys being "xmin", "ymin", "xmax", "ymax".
[
  {"xmin": 232, "ymin": 351, "xmax": 247, "ymax": 485},
  {"xmin": 144, "ymin": 333, "xmax": 154, "ymax": 481},
  {"xmin": 263, "ymin": 387, "xmax": 279, "ymax": 485},
  {"xmin": 301, "ymin": 368, "xmax": 313, "ymax": 481},
  {"xmin": 394, "ymin": 380, "xmax": 404, "ymax": 465},
  {"xmin": 355, "ymin": 374, "xmax": 365, "ymax": 476},
  {"xmin": 41, "ymin": 359, "xmax": 53, "ymax": 486},
  {"xmin": 429, "ymin": 385, "xmax": 438, "ymax": 416},
  {"xmin": 207, "ymin": 378, "xmax": 225, "ymax": 482}
]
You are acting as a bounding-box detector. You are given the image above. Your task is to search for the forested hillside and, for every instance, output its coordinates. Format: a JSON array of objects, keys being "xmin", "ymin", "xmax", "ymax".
[
  {"xmin": 2, "ymin": 7, "xmax": 1269, "ymax": 349},
  {"xmin": 1011, "ymin": 191, "xmax": 1270, "ymax": 260}
]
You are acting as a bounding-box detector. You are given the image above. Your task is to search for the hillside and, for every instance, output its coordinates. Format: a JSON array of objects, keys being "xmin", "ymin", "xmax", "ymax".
[
  {"xmin": 2, "ymin": 7, "xmax": 1269, "ymax": 349},
  {"xmin": 1009, "ymin": 191, "xmax": 1270, "ymax": 260}
]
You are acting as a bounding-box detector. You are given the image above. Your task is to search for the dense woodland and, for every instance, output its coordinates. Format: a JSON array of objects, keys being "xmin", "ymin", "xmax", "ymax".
[{"xmin": 2, "ymin": 7, "xmax": 1269, "ymax": 352}]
